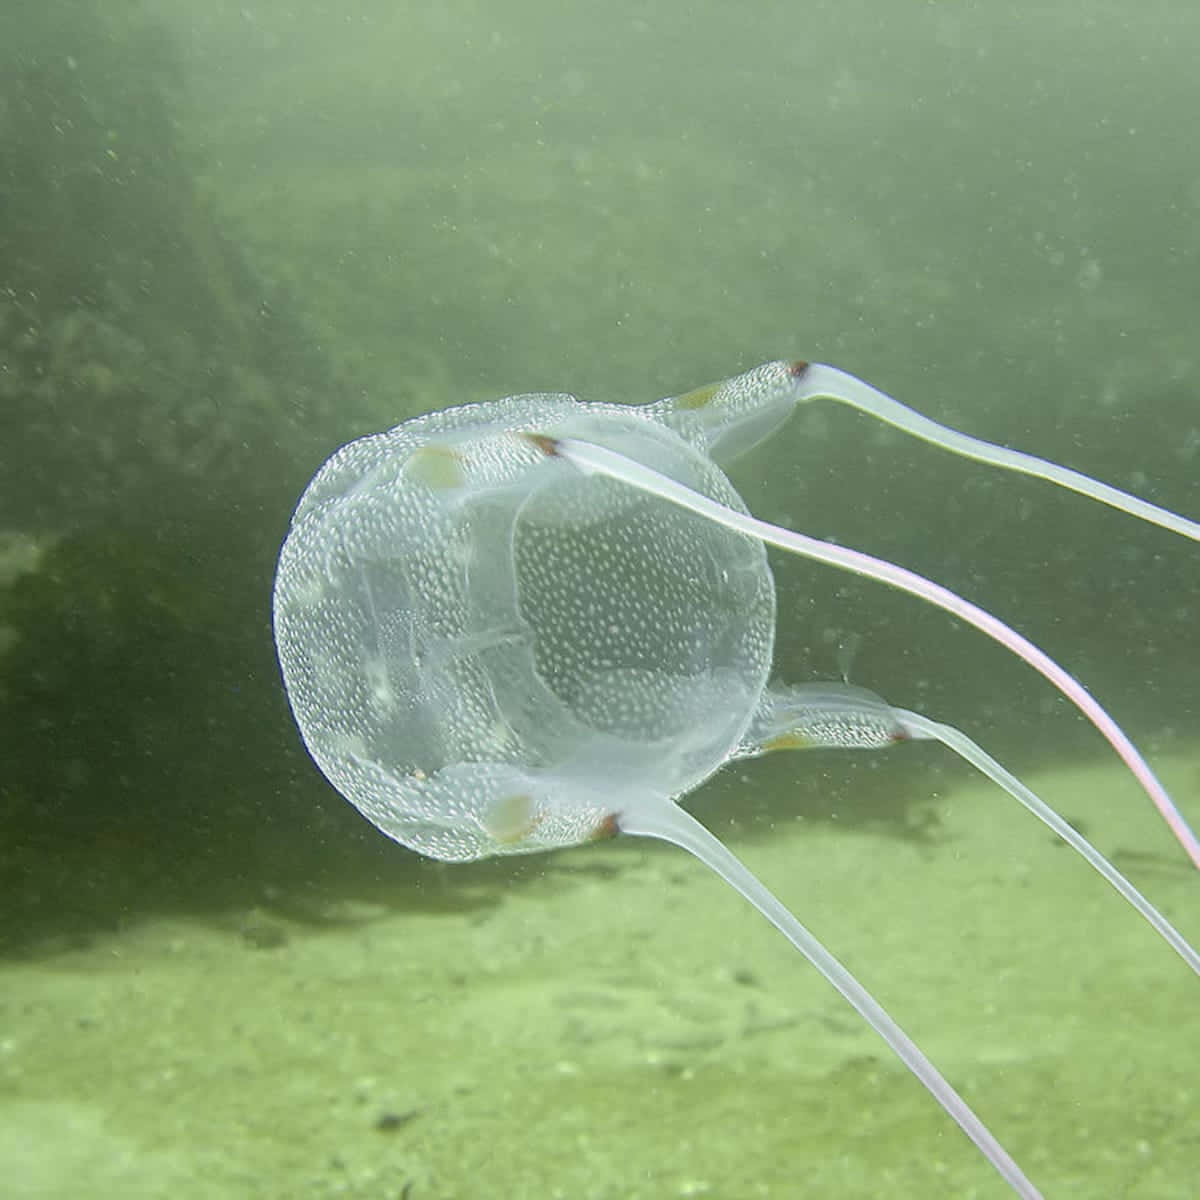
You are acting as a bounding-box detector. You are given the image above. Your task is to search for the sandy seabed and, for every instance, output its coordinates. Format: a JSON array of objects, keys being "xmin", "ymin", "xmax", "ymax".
[{"xmin": 2, "ymin": 751, "xmax": 1197, "ymax": 1200}]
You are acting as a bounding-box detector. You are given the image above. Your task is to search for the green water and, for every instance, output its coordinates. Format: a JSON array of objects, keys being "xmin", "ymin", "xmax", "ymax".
[{"xmin": 2, "ymin": 2, "xmax": 1197, "ymax": 1196}]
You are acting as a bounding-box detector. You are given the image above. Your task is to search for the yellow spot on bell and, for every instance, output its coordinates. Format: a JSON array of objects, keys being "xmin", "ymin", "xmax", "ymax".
[
  {"xmin": 672, "ymin": 381, "xmax": 722, "ymax": 410},
  {"xmin": 404, "ymin": 443, "xmax": 464, "ymax": 490},
  {"xmin": 485, "ymin": 792, "xmax": 540, "ymax": 844},
  {"xmin": 761, "ymin": 731, "xmax": 816, "ymax": 753}
]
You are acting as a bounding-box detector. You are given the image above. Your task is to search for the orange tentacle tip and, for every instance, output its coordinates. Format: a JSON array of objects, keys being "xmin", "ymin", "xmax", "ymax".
[
  {"xmin": 521, "ymin": 432, "xmax": 561, "ymax": 456},
  {"xmin": 589, "ymin": 813, "xmax": 620, "ymax": 841}
]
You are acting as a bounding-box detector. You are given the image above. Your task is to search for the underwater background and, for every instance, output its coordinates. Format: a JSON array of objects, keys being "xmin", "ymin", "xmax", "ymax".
[{"xmin": 1, "ymin": 1, "xmax": 1197, "ymax": 1196}]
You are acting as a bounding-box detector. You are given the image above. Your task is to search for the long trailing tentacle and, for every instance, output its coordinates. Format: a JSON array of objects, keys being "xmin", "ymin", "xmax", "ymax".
[
  {"xmin": 617, "ymin": 795, "xmax": 1044, "ymax": 1200},
  {"xmin": 525, "ymin": 431, "xmax": 1200, "ymax": 871},
  {"xmin": 741, "ymin": 680, "xmax": 1199, "ymax": 974},
  {"xmin": 793, "ymin": 361, "xmax": 1200, "ymax": 543},
  {"xmin": 894, "ymin": 706, "xmax": 1199, "ymax": 975}
]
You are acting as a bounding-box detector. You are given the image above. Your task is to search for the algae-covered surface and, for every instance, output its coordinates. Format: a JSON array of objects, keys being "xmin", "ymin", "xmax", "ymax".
[{"xmin": 2, "ymin": 750, "xmax": 1197, "ymax": 1199}]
